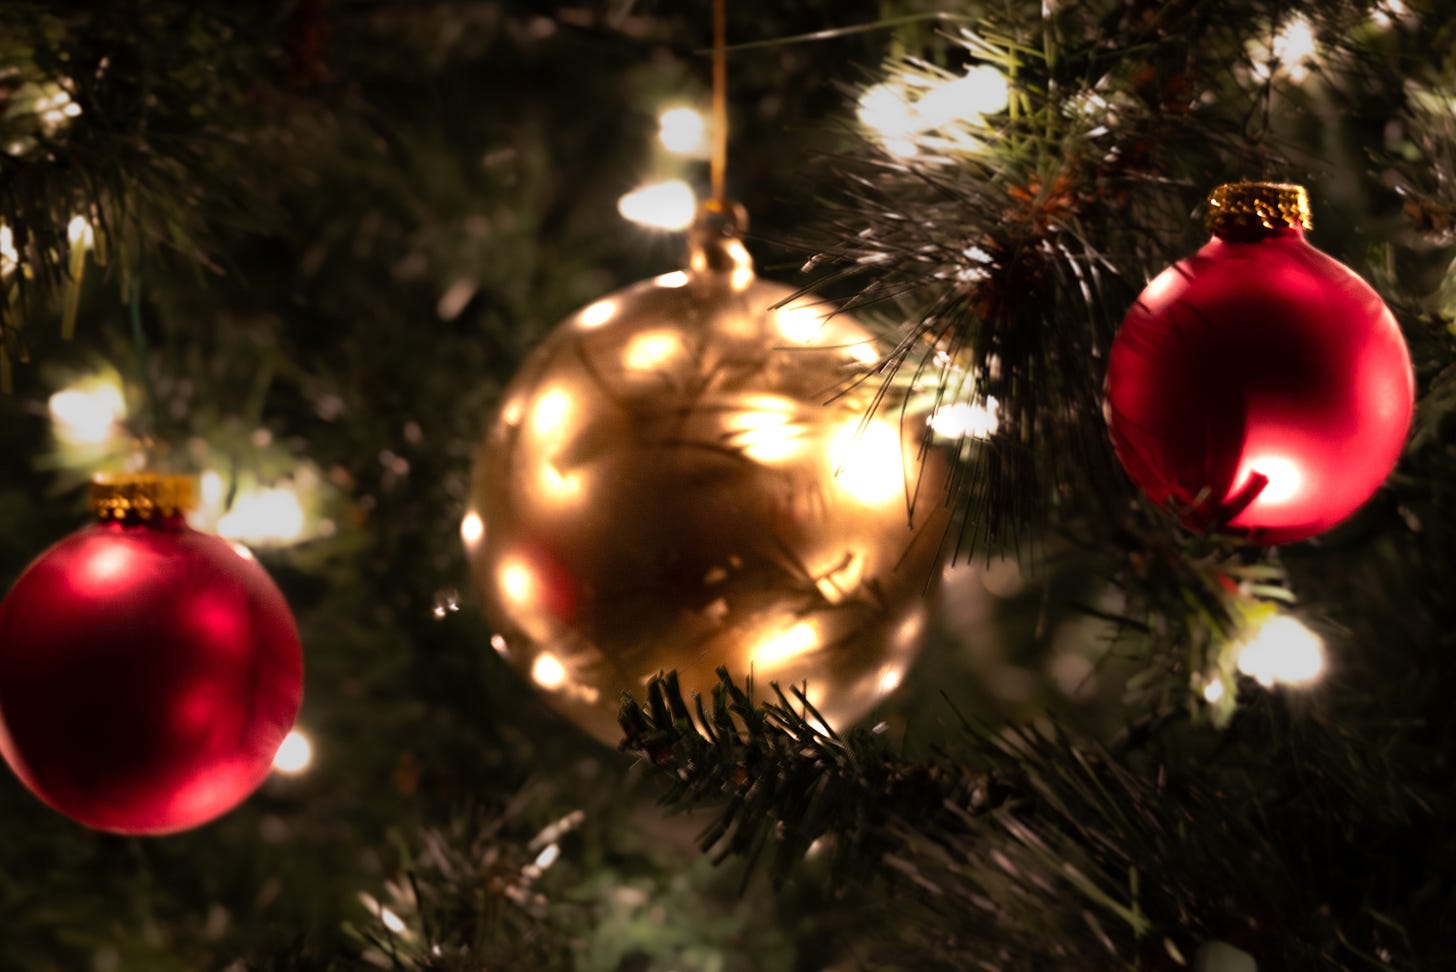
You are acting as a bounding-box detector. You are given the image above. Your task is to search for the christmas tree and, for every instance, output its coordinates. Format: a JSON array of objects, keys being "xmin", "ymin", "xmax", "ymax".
[{"xmin": 1, "ymin": 1, "xmax": 1453, "ymax": 969}]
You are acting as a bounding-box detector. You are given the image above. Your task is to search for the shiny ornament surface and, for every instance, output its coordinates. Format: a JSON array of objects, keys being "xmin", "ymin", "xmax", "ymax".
[
  {"xmin": 0, "ymin": 477, "xmax": 303, "ymax": 833},
  {"xmin": 465, "ymin": 208, "xmax": 950, "ymax": 744},
  {"xmin": 1105, "ymin": 182, "xmax": 1414, "ymax": 544}
]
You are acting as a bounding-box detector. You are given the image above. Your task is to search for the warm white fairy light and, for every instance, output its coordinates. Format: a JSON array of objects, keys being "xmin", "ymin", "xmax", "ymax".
[
  {"xmin": 272, "ymin": 730, "xmax": 313, "ymax": 774},
  {"xmin": 1253, "ymin": 16, "xmax": 1318, "ymax": 83},
  {"xmin": 216, "ymin": 485, "xmax": 307, "ymax": 545},
  {"xmin": 914, "ymin": 65, "xmax": 1010, "ymax": 126},
  {"xmin": 1202, "ymin": 679, "xmax": 1226, "ymax": 704},
  {"xmin": 929, "ymin": 397, "xmax": 1000, "ymax": 440},
  {"xmin": 1236, "ymin": 614, "xmax": 1326, "ymax": 688},
  {"xmin": 34, "ymin": 85, "xmax": 82, "ymax": 132},
  {"xmin": 48, "ymin": 376, "xmax": 126, "ymax": 446},
  {"xmin": 617, "ymin": 179, "xmax": 696, "ymax": 230},
  {"xmin": 858, "ymin": 65, "xmax": 1009, "ymax": 157},
  {"xmin": 657, "ymin": 106, "xmax": 709, "ymax": 155}
]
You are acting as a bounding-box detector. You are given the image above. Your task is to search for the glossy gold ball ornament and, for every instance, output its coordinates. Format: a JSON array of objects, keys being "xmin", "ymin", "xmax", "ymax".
[{"xmin": 464, "ymin": 204, "xmax": 951, "ymax": 744}]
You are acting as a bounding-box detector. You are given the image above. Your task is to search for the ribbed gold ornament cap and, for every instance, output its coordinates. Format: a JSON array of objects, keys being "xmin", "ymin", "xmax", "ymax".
[
  {"xmin": 91, "ymin": 472, "xmax": 196, "ymax": 521},
  {"xmin": 1206, "ymin": 182, "xmax": 1312, "ymax": 238}
]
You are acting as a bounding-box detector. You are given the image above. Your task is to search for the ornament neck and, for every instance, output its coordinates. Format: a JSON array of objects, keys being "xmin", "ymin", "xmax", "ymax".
[
  {"xmin": 95, "ymin": 512, "xmax": 190, "ymax": 530},
  {"xmin": 1210, "ymin": 225, "xmax": 1306, "ymax": 244},
  {"xmin": 686, "ymin": 200, "xmax": 755, "ymax": 291}
]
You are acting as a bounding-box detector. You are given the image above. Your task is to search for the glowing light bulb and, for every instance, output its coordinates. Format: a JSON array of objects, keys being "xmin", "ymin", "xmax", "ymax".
[
  {"xmin": 217, "ymin": 487, "xmax": 307, "ymax": 545},
  {"xmin": 48, "ymin": 378, "xmax": 126, "ymax": 446},
  {"xmin": 829, "ymin": 419, "xmax": 905, "ymax": 505},
  {"xmin": 658, "ymin": 106, "xmax": 708, "ymax": 155},
  {"xmin": 929, "ymin": 397, "xmax": 1000, "ymax": 440},
  {"xmin": 618, "ymin": 180, "xmax": 696, "ymax": 231},
  {"xmin": 1257, "ymin": 16, "xmax": 1318, "ymax": 83},
  {"xmin": 272, "ymin": 730, "xmax": 313, "ymax": 774},
  {"xmin": 857, "ymin": 83, "xmax": 917, "ymax": 138},
  {"xmin": 916, "ymin": 65, "xmax": 1010, "ymax": 127},
  {"xmin": 1236, "ymin": 614, "xmax": 1325, "ymax": 688}
]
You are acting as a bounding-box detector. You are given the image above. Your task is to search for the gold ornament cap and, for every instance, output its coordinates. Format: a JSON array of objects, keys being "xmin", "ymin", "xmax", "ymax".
[
  {"xmin": 1206, "ymin": 182, "xmax": 1312, "ymax": 238},
  {"xmin": 91, "ymin": 472, "xmax": 197, "ymax": 521}
]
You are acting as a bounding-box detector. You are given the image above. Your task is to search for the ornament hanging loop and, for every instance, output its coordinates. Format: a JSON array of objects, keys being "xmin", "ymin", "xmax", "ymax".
[{"xmin": 709, "ymin": 0, "xmax": 728, "ymax": 206}]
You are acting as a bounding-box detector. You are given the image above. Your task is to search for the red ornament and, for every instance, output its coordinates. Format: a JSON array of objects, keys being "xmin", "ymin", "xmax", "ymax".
[
  {"xmin": 0, "ymin": 474, "xmax": 303, "ymax": 834},
  {"xmin": 1104, "ymin": 182, "xmax": 1414, "ymax": 544}
]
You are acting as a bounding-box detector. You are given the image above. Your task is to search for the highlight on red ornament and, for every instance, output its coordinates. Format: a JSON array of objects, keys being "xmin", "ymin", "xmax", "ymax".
[
  {"xmin": 1103, "ymin": 182, "xmax": 1415, "ymax": 544},
  {"xmin": 0, "ymin": 473, "xmax": 303, "ymax": 834}
]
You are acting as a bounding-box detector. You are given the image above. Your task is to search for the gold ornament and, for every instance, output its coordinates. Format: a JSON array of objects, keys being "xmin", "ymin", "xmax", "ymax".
[{"xmin": 464, "ymin": 205, "xmax": 951, "ymax": 744}]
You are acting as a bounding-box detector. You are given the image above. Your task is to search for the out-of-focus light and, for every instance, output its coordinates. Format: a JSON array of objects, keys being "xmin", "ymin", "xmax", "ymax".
[
  {"xmin": 618, "ymin": 180, "xmax": 696, "ymax": 231},
  {"xmin": 829, "ymin": 419, "xmax": 904, "ymax": 505},
  {"xmin": 1255, "ymin": 16, "xmax": 1318, "ymax": 83},
  {"xmin": 460, "ymin": 510, "xmax": 485, "ymax": 547},
  {"xmin": 1236, "ymin": 614, "xmax": 1326, "ymax": 688},
  {"xmin": 915, "ymin": 65, "xmax": 1011, "ymax": 127},
  {"xmin": 858, "ymin": 66, "xmax": 1009, "ymax": 157},
  {"xmin": 658, "ymin": 106, "xmax": 708, "ymax": 155},
  {"xmin": 216, "ymin": 486, "xmax": 307, "ymax": 545},
  {"xmin": 1202, "ymin": 679, "xmax": 1226, "ymax": 704},
  {"xmin": 655, "ymin": 270, "xmax": 690, "ymax": 289},
  {"xmin": 48, "ymin": 378, "xmax": 126, "ymax": 446},
  {"xmin": 67, "ymin": 215, "xmax": 94, "ymax": 248},
  {"xmin": 929, "ymin": 397, "xmax": 1000, "ymax": 440},
  {"xmin": 857, "ymin": 83, "xmax": 918, "ymax": 138},
  {"xmin": 379, "ymin": 906, "xmax": 407, "ymax": 936},
  {"xmin": 1371, "ymin": 0, "xmax": 1410, "ymax": 27},
  {"xmin": 34, "ymin": 85, "xmax": 82, "ymax": 131},
  {"xmin": 499, "ymin": 558, "xmax": 537, "ymax": 609},
  {"xmin": 272, "ymin": 730, "xmax": 313, "ymax": 774},
  {"xmin": 0, "ymin": 225, "xmax": 16, "ymax": 274},
  {"xmin": 531, "ymin": 652, "xmax": 567, "ymax": 690}
]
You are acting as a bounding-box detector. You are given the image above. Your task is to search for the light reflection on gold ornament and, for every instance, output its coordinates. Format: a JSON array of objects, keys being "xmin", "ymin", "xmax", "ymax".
[
  {"xmin": 498, "ymin": 558, "xmax": 537, "ymax": 609},
  {"xmin": 465, "ymin": 203, "xmax": 952, "ymax": 744},
  {"xmin": 578, "ymin": 299, "xmax": 618, "ymax": 329},
  {"xmin": 622, "ymin": 330, "xmax": 682, "ymax": 371},
  {"xmin": 530, "ymin": 387, "xmax": 572, "ymax": 437},
  {"xmin": 538, "ymin": 463, "xmax": 583, "ymax": 503},
  {"xmin": 751, "ymin": 621, "xmax": 820, "ymax": 670},
  {"xmin": 531, "ymin": 652, "xmax": 568, "ymax": 690},
  {"xmin": 460, "ymin": 510, "xmax": 485, "ymax": 549}
]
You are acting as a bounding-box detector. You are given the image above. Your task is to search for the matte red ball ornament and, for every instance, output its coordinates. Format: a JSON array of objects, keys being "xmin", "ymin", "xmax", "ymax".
[
  {"xmin": 0, "ymin": 474, "xmax": 303, "ymax": 834},
  {"xmin": 1104, "ymin": 182, "xmax": 1414, "ymax": 544}
]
